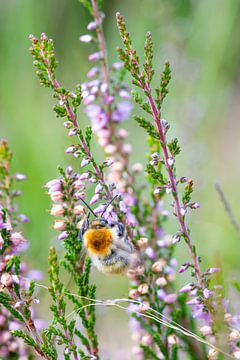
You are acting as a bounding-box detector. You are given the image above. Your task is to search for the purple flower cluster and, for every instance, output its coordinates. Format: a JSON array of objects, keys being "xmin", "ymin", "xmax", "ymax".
[{"xmin": 0, "ymin": 139, "xmax": 43, "ymax": 359}]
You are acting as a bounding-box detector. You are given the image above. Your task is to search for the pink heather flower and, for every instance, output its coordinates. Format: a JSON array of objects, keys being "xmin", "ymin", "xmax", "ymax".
[
  {"xmin": 122, "ymin": 143, "xmax": 132, "ymax": 154},
  {"xmin": 129, "ymin": 289, "xmax": 140, "ymax": 299},
  {"xmin": 67, "ymin": 167, "xmax": 74, "ymax": 177},
  {"xmin": 93, "ymin": 204, "xmax": 105, "ymax": 214},
  {"xmin": 83, "ymin": 94, "xmax": 96, "ymax": 105},
  {"xmin": 132, "ymin": 163, "xmax": 143, "ymax": 172},
  {"xmin": 95, "ymin": 183, "xmax": 103, "ymax": 194},
  {"xmin": 65, "ymin": 145, "xmax": 76, "ymax": 154},
  {"xmin": 117, "ymin": 128, "xmax": 128, "ymax": 138},
  {"xmin": 178, "ymin": 262, "xmax": 190, "ymax": 273},
  {"xmin": 112, "ymin": 101, "xmax": 133, "ymax": 122},
  {"xmin": 165, "ymin": 293, "xmax": 177, "ymax": 304},
  {"xmin": 172, "ymin": 234, "xmax": 180, "ymax": 244},
  {"xmin": 100, "ymin": 83, "xmax": 108, "ymax": 93},
  {"xmin": 11, "ymin": 232, "xmax": 26, "ymax": 247},
  {"xmin": 27, "ymin": 270, "xmax": 43, "ymax": 281},
  {"xmin": 81, "ymin": 158, "xmax": 90, "ymax": 168},
  {"xmin": 73, "ymin": 179, "xmax": 84, "ymax": 189},
  {"xmin": 112, "ymin": 62, "xmax": 123, "ymax": 70},
  {"xmin": 87, "ymin": 21, "xmax": 97, "ymax": 30},
  {"xmin": 203, "ymin": 288, "xmax": 211, "ymax": 299},
  {"xmin": 45, "ymin": 179, "xmax": 61, "ymax": 188},
  {"xmin": 145, "ymin": 247, "xmax": 156, "ymax": 259},
  {"xmin": 87, "ymin": 67, "xmax": 99, "ymax": 78},
  {"xmin": 105, "ymin": 144, "xmax": 117, "ymax": 155},
  {"xmin": 90, "ymin": 194, "xmax": 100, "ymax": 205},
  {"xmin": 141, "ymin": 334, "xmax": 153, "ymax": 346},
  {"xmin": 68, "ymin": 128, "xmax": 78, "ymax": 136},
  {"xmin": 89, "ymin": 52, "xmax": 102, "ymax": 61},
  {"xmin": 63, "ymin": 121, "xmax": 72, "ymax": 128},
  {"xmin": 50, "ymin": 204, "xmax": 64, "ymax": 216},
  {"xmin": 189, "ymin": 202, "xmax": 200, "ymax": 209},
  {"xmin": 157, "ymin": 289, "xmax": 166, "ymax": 300},
  {"xmin": 179, "ymin": 283, "xmax": 195, "ymax": 293},
  {"xmin": 186, "ymin": 297, "xmax": 200, "ymax": 306},
  {"xmin": 58, "ymin": 231, "xmax": 69, "ymax": 241},
  {"xmin": 79, "ymin": 34, "xmax": 92, "ymax": 43},
  {"xmin": 50, "ymin": 191, "xmax": 63, "ymax": 202},
  {"xmin": 119, "ymin": 89, "xmax": 131, "ymax": 99},
  {"xmin": 206, "ymin": 267, "xmax": 220, "ymax": 274},
  {"xmin": 200, "ymin": 325, "xmax": 212, "ymax": 336},
  {"xmin": 18, "ymin": 214, "xmax": 30, "ymax": 223},
  {"xmin": 74, "ymin": 190, "xmax": 86, "ymax": 200},
  {"xmin": 79, "ymin": 172, "xmax": 90, "ymax": 181},
  {"xmin": 14, "ymin": 173, "xmax": 27, "ymax": 181},
  {"xmin": 73, "ymin": 205, "xmax": 84, "ymax": 215}
]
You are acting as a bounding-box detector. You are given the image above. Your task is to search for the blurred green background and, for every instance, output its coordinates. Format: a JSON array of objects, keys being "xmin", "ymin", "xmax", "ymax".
[{"xmin": 1, "ymin": 0, "xmax": 240, "ymax": 357}]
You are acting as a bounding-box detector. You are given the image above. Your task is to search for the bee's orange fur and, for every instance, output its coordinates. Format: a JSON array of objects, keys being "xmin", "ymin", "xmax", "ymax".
[{"xmin": 84, "ymin": 228, "xmax": 113, "ymax": 256}]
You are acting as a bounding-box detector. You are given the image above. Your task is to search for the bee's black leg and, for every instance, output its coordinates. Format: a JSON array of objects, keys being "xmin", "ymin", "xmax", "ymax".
[{"xmin": 78, "ymin": 213, "xmax": 90, "ymax": 241}]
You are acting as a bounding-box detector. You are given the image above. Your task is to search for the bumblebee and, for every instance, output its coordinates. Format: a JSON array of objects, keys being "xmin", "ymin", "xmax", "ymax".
[{"xmin": 79, "ymin": 197, "xmax": 137, "ymax": 274}]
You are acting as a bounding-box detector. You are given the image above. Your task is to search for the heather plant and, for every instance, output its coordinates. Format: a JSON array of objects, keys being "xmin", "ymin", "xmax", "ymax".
[{"xmin": 1, "ymin": 1, "xmax": 240, "ymax": 359}]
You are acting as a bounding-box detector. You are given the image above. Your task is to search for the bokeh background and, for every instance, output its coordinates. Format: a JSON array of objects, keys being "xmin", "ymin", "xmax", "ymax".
[{"xmin": 1, "ymin": 0, "xmax": 240, "ymax": 358}]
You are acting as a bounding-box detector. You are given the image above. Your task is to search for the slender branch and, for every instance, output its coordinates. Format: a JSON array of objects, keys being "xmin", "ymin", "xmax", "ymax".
[{"xmin": 215, "ymin": 182, "xmax": 240, "ymax": 235}]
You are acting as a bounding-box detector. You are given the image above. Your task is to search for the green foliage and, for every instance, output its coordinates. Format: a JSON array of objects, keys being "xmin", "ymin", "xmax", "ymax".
[
  {"xmin": 155, "ymin": 62, "xmax": 171, "ymax": 111},
  {"xmin": 133, "ymin": 115, "xmax": 159, "ymax": 140},
  {"xmin": 182, "ymin": 179, "xmax": 194, "ymax": 205},
  {"xmin": 168, "ymin": 138, "xmax": 181, "ymax": 157}
]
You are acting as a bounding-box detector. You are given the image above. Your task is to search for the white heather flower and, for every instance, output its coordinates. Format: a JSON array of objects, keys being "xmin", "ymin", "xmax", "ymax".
[
  {"xmin": 180, "ymin": 207, "xmax": 187, "ymax": 216},
  {"xmin": 131, "ymin": 163, "xmax": 143, "ymax": 172},
  {"xmin": 1, "ymin": 273, "xmax": 13, "ymax": 286},
  {"xmin": 105, "ymin": 144, "xmax": 117, "ymax": 155},
  {"xmin": 141, "ymin": 334, "xmax": 153, "ymax": 346},
  {"xmin": 137, "ymin": 237, "xmax": 148, "ymax": 249},
  {"xmin": 229, "ymin": 330, "xmax": 240, "ymax": 341},
  {"xmin": 152, "ymin": 259, "xmax": 167, "ymax": 272},
  {"xmin": 200, "ymin": 325, "xmax": 212, "ymax": 336},
  {"xmin": 129, "ymin": 289, "xmax": 140, "ymax": 299},
  {"xmin": 53, "ymin": 220, "xmax": 66, "ymax": 231},
  {"xmin": 79, "ymin": 34, "xmax": 92, "ymax": 43},
  {"xmin": 50, "ymin": 204, "xmax": 64, "ymax": 216},
  {"xmin": 138, "ymin": 283, "xmax": 149, "ymax": 295},
  {"xmin": 208, "ymin": 349, "xmax": 218, "ymax": 360},
  {"xmin": 112, "ymin": 161, "xmax": 124, "ymax": 172},
  {"xmin": 167, "ymin": 157, "xmax": 174, "ymax": 167},
  {"xmin": 73, "ymin": 205, "xmax": 85, "ymax": 215},
  {"xmin": 156, "ymin": 277, "xmax": 167, "ymax": 287}
]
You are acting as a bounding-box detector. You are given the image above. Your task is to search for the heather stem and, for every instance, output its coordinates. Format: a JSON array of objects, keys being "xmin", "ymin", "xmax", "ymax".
[{"xmin": 144, "ymin": 83, "xmax": 205, "ymax": 291}]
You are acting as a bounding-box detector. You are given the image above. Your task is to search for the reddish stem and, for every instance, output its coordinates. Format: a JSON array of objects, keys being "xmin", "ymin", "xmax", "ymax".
[{"xmin": 144, "ymin": 82, "xmax": 205, "ymax": 290}]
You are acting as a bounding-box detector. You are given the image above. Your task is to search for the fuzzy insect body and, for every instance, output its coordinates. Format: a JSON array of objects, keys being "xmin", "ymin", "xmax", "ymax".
[{"xmin": 80, "ymin": 215, "xmax": 136, "ymax": 274}]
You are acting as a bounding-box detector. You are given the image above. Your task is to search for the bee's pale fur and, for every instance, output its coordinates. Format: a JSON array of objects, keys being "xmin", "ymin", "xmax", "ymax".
[{"xmin": 83, "ymin": 225, "xmax": 137, "ymax": 274}]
